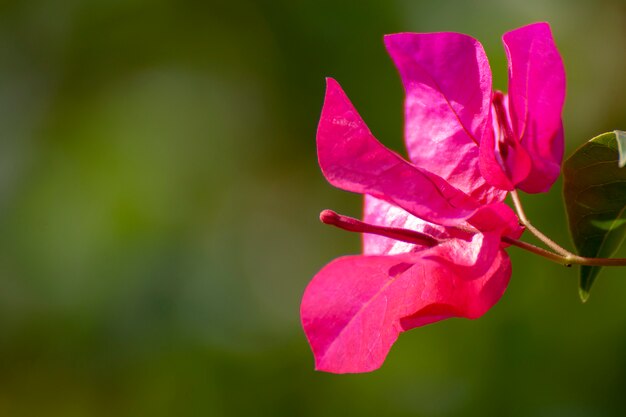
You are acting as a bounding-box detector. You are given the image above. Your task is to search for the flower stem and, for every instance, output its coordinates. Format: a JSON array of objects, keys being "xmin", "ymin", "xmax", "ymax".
[
  {"xmin": 506, "ymin": 191, "xmax": 626, "ymax": 266},
  {"xmin": 501, "ymin": 236, "xmax": 572, "ymax": 265},
  {"xmin": 502, "ymin": 235, "xmax": 626, "ymax": 267},
  {"xmin": 509, "ymin": 190, "xmax": 576, "ymax": 257}
]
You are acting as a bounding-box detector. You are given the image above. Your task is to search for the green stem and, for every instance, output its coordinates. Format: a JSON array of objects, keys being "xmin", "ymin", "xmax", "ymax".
[
  {"xmin": 509, "ymin": 190, "xmax": 576, "ymax": 257},
  {"xmin": 503, "ymin": 191, "xmax": 626, "ymax": 266},
  {"xmin": 501, "ymin": 236, "xmax": 572, "ymax": 265},
  {"xmin": 503, "ymin": 235, "xmax": 626, "ymax": 267}
]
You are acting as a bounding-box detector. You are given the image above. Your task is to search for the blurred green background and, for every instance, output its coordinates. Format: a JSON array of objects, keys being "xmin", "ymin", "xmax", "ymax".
[{"xmin": 1, "ymin": 0, "xmax": 626, "ymax": 416}]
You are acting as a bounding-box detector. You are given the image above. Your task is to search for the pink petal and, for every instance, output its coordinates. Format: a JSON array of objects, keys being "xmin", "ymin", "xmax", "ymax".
[
  {"xmin": 300, "ymin": 250, "xmax": 511, "ymax": 373},
  {"xmin": 503, "ymin": 22, "xmax": 566, "ymax": 193},
  {"xmin": 317, "ymin": 78, "xmax": 479, "ymax": 226},
  {"xmin": 384, "ymin": 33, "xmax": 505, "ymax": 204},
  {"xmin": 400, "ymin": 249, "xmax": 511, "ymax": 330},
  {"xmin": 426, "ymin": 232, "xmax": 499, "ymax": 278}
]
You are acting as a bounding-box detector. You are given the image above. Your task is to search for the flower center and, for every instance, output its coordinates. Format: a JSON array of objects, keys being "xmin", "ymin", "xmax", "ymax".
[{"xmin": 320, "ymin": 209, "xmax": 439, "ymax": 247}]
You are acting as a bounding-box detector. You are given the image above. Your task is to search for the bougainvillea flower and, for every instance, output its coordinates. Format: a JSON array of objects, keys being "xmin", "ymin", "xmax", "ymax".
[
  {"xmin": 385, "ymin": 22, "xmax": 565, "ymax": 194},
  {"xmin": 302, "ymin": 78, "xmax": 521, "ymax": 373},
  {"xmin": 301, "ymin": 23, "xmax": 564, "ymax": 373}
]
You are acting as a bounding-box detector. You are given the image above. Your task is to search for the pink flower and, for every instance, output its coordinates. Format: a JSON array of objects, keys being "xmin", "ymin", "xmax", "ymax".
[
  {"xmin": 301, "ymin": 23, "xmax": 564, "ymax": 373},
  {"xmin": 386, "ymin": 22, "xmax": 565, "ymax": 194}
]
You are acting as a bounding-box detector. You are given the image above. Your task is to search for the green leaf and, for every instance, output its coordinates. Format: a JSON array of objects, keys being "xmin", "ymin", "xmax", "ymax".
[{"xmin": 563, "ymin": 131, "xmax": 626, "ymax": 302}]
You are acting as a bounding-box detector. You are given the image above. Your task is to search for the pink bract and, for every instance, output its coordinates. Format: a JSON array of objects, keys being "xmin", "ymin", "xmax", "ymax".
[
  {"xmin": 317, "ymin": 78, "xmax": 480, "ymax": 227},
  {"xmin": 301, "ymin": 22, "xmax": 564, "ymax": 373},
  {"xmin": 385, "ymin": 22, "xmax": 565, "ymax": 193},
  {"xmin": 301, "ymin": 242, "xmax": 511, "ymax": 373}
]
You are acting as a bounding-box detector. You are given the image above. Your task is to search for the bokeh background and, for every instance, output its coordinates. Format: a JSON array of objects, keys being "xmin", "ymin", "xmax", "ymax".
[{"xmin": 1, "ymin": 0, "xmax": 626, "ymax": 416}]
